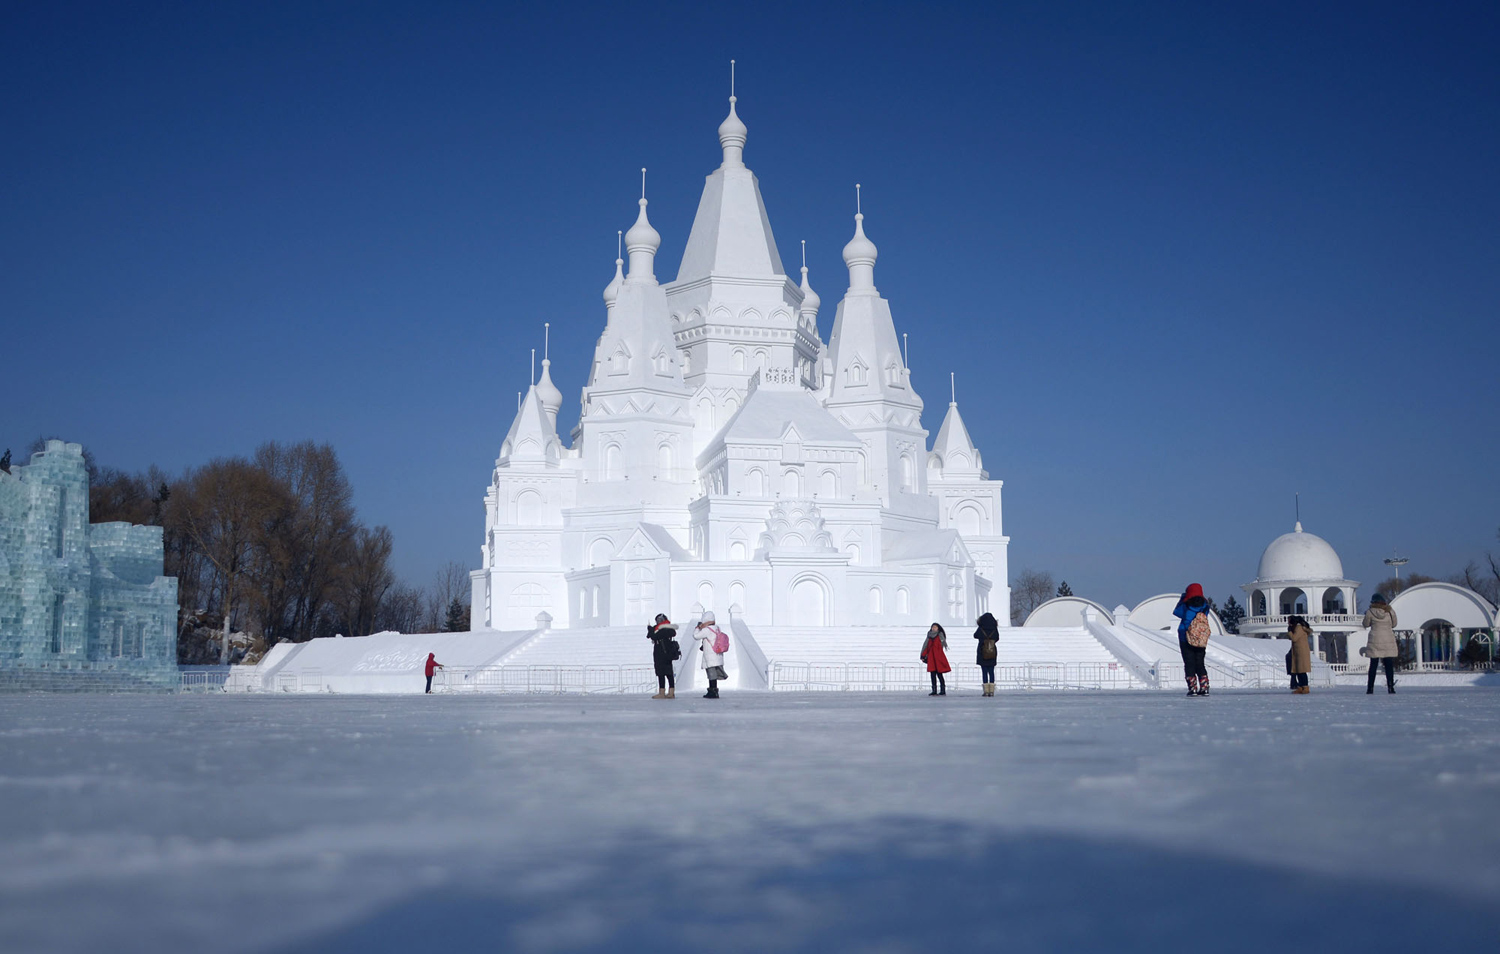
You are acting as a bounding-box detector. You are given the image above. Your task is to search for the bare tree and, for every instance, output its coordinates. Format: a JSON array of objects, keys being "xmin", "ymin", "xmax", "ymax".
[
  {"xmin": 423, "ymin": 561, "xmax": 472, "ymax": 632},
  {"xmin": 1011, "ymin": 569, "xmax": 1056, "ymax": 625},
  {"xmin": 374, "ymin": 582, "xmax": 427, "ymax": 634},
  {"xmin": 175, "ymin": 458, "xmax": 282, "ymax": 663},
  {"xmin": 336, "ymin": 526, "xmax": 396, "ymax": 638}
]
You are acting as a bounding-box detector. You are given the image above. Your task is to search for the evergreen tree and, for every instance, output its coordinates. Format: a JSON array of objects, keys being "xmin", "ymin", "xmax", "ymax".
[
  {"xmin": 1056, "ymin": 580, "xmax": 1073, "ymax": 597},
  {"xmin": 1221, "ymin": 595, "xmax": 1245, "ymax": 634},
  {"xmin": 444, "ymin": 597, "xmax": 470, "ymax": 633}
]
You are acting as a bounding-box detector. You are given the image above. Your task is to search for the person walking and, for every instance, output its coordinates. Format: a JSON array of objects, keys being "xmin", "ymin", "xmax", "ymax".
[
  {"xmin": 424, "ymin": 652, "xmax": 443, "ymax": 694},
  {"xmin": 648, "ymin": 613, "xmax": 680, "ymax": 699},
  {"xmin": 1173, "ymin": 584, "xmax": 1213, "ymax": 696},
  {"xmin": 922, "ymin": 623, "xmax": 951, "ymax": 696},
  {"xmin": 1362, "ymin": 594, "xmax": 1399, "ymax": 694},
  {"xmin": 694, "ymin": 611, "xmax": 729, "ymax": 699},
  {"xmin": 1280, "ymin": 615, "xmax": 1313, "ymax": 694},
  {"xmin": 973, "ymin": 612, "xmax": 1000, "ymax": 696}
]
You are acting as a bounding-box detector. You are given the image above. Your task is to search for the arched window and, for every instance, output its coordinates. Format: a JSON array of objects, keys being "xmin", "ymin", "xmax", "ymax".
[
  {"xmin": 588, "ymin": 537, "xmax": 613, "ymax": 568},
  {"xmin": 508, "ymin": 583, "xmax": 550, "ymax": 629},
  {"xmin": 900, "ymin": 454, "xmax": 915, "ymax": 491},
  {"xmin": 820, "ymin": 470, "xmax": 838, "ymax": 497},
  {"xmin": 516, "ymin": 489, "xmax": 544, "ymax": 526},
  {"xmin": 755, "ymin": 349, "xmax": 769, "ymax": 371},
  {"xmin": 1280, "ymin": 587, "xmax": 1307, "ymax": 615},
  {"xmin": 657, "ymin": 443, "xmax": 674, "ymax": 477},
  {"xmin": 591, "ymin": 585, "xmax": 601, "ymax": 618},
  {"xmin": 844, "ymin": 544, "xmax": 861, "ymax": 563},
  {"xmin": 729, "ymin": 581, "xmax": 746, "ymax": 611},
  {"xmin": 697, "ymin": 581, "xmax": 714, "ymax": 611},
  {"xmin": 953, "ymin": 503, "xmax": 983, "ymax": 536},
  {"xmin": 729, "ymin": 541, "xmax": 748, "ymax": 561},
  {"xmin": 869, "ymin": 586, "xmax": 883, "ymax": 615},
  {"xmin": 745, "ymin": 468, "xmax": 765, "ymax": 497},
  {"xmin": 604, "ymin": 444, "xmax": 623, "ymax": 481},
  {"xmin": 896, "ymin": 587, "xmax": 910, "ymax": 615},
  {"xmin": 695, "ymin": 398, "xmax": 714, "ymax": 432},
  {"xmin": 578, "ymin": 588, "xmax": 588, "ymax": 619},
  {"xmin": 857, "ymin": 453, "xmax": 869, "ymax": 486},
  {"xmin": 782, "ymin": 469, "xmax": 801, "ymax": 497},
  {"xmin": 733, "ymin": 349, "xmax": 747, "ymax": 371},
  {"xmin": 1252, "ymin": 589, "xmax": 1267, "ymax": 616}
]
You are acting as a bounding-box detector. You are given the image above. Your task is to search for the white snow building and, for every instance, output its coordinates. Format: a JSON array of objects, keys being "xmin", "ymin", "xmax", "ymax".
[
  {"xmin": 1239, "ymin": 522, "xmax": 1362, "ymax": 663},
  {"xmin": 472, "ymin": 93, "xmax": 1010, "ymax": 638}
]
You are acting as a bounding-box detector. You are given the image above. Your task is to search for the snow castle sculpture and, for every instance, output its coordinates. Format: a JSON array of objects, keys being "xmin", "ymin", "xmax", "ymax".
[{"xmin": 473, "ymin": 93, "xmax": 1010, "ymax": 632}]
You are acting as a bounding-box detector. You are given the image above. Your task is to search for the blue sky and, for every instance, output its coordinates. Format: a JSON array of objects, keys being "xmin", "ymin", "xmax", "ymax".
[{"xmin": 4, "ymin": 1, "xmax": 1497, "ymax": 609}]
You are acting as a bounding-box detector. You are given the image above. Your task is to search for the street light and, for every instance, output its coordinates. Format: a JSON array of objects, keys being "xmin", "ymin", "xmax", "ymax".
[{"xmin": 1383, "ymin": 550, "xmax": 1409, "ymax": 590}]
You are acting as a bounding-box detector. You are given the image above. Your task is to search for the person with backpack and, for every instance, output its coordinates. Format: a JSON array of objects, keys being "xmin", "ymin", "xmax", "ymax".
[
  {"xmin": 694, "ymin": 610, "xmax": 729, "ymax": 699},
  {"xmin": 973, "ymin": 612, "xmax": 1000, "ymax": 696},
  {"xmin": 1279, "ymin": 615, "xmax": 1313, "ymax": 693},
  {"xmin": 647, "ymin": 614, "xmax": 680, "ymax": 699},
  {"xmin": 423, "ymin": 653, "xmax": 443, "ymax": 694},
  {"xmin": 921, "ymin": 623, "xmax": 951, "ymax": 696},
  {"xmin": 1361, "ymin": 594, "xmax": 1399, "ymax": 694},
  {"xmin": 1173, "ymin": 584, "xmax": 1213, "ymax": 696}
]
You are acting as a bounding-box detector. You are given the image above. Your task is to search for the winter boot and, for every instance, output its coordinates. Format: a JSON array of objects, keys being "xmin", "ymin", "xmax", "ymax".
[
  {"xmin": 651, "ymin": 689, "xmax": 666, "ymax": 699},
  {"xmin": 1186, "ymin": 675, "xmax": 1199, "ymax": 696},
  {"xmin": 1387, "ymin": 670, "xmax": 1396, "ymax": 694},
  {"xmin": 667, "ymin": 686, "xmax": 676, "ymax": 699},
  {"xmin": 1198, "ymin": 675, "xmax": 1210, "ymax": 696},
  {"xmin": 1367, "ymin": 669, "xmax": 1377, "ymax": 694}
]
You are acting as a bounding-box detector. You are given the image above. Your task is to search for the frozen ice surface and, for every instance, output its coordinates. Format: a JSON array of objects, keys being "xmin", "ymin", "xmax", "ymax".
[{"xmin": 1, "ymin": 689, "xmax": 1497, "ymax": 953}]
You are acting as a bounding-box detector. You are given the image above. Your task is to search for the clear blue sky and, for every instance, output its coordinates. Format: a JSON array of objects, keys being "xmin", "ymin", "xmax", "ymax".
[{"xmin": 4, "ymin": 1, "xmax": 1497, "ymax": 609}]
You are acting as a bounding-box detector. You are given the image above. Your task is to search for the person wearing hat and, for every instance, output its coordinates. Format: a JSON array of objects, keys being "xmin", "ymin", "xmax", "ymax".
[
  {"xmin": 647, "ymin": 613, "xmax": 680, "ymax": 699},
  {"xmin": 423, "ymin": 652, "xmax": 444, "ymax": 694},
  {"xmin": 694, "ymin": 611, "xmax": 728, "ymax": 699},
  {"xmin": 1279, "ymin": 615, "xmax": 1313, "ymax": 693},
  {"xmin": 1172, "ymin": 583, "xmax": 1214, "ymax": 695},
  {"xmin": 1361, "ymin": 594, "xmax": 1399, "ymax": 694}
]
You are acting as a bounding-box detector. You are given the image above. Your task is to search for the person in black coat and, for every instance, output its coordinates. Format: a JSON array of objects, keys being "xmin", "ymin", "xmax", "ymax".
[
  {"xmin": 647, "ymin": 614, "xmax": 679, "ymax": 699},
  {"xmin": 973, "ymin": 612, "xmax": 1000, "ymax": 697}
]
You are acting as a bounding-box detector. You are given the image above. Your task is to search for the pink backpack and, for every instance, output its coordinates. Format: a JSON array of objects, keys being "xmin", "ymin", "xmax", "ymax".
[{"xmin": 710, "ymin": 627, "xmax": 730, "ymax": 655}]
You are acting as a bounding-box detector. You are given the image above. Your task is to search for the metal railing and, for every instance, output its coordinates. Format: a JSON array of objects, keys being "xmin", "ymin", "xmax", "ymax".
[
  {"xmin": 179, "ymin": 670, "xmax": 230, "ymax": 692},
  {"xmin": 767, "ymin": 661, "xmax": 1140, "ymax": 692},
  {"xmin": 433, "ymin": 664, "xmax": 658, "ymax": 694}
]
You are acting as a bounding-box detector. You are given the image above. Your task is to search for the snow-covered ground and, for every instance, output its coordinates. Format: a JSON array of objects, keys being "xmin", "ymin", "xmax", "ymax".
[{"xmin": 1, "ymin": 689, "xmax": 1496, "ymax": 953}]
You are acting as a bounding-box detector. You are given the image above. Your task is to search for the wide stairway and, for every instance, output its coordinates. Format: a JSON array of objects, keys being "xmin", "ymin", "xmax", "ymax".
[{"xmin": 493, "ymin": 626, "xmax": 652, "ymax": 668}]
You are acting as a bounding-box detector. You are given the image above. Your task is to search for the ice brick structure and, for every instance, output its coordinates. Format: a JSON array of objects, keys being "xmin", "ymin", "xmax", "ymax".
[
  {"xmin": 0, "ymin": 440, "xmax": 178, "ymax": 691},
  {"xmin": 472, "ymin": 93, "xmax": 1011, "ymax": 640}
]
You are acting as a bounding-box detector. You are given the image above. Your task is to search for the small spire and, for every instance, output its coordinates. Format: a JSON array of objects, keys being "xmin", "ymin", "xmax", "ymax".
[
  {"xmin": 530, "ymin": 348, "xmax": 536, "ymax": 386},
  {"xmin": 544, "ymin": 322, "xmax": 550, "ymax": 360},
  {"xmin": 950, "ymin": 371, "xmax": 956, "ymax": 406},
  {"xmin": 603, "ymin": 231, "xmax": 624, "ymax": 308},
  {"xmin": 902, "ymin": 332, "xmax": 909, "ymax": 369},
  {"xmin": 718, "ymin": 59, "xmax": 748, "ymax": 168},
  {"xmin": 842, "ymin": 185, "xmax": 878, "ymax": 293},
  {"xmin": 536, "ymin": 323, "xmax": 563, "ymax": 426},
  {"xmin": 624, "ymin": 171, "xmax": 661, "ymax": 282},
  {"xmin": 798, "ymin": 240, "xmax": 820, "ymax": 319}
]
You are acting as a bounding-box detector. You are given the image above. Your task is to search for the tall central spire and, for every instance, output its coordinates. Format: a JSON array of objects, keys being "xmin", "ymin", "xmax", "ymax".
[
  {"xmin": 624, "ymin": 168, "xmax": 660, "ymax": 283},
  {"xmin": 718, "ymin": 60, "xmax": 747, "ymax": 169}
]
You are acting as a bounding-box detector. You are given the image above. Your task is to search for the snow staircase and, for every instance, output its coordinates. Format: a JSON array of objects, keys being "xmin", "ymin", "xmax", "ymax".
[
  {"xmin": 747, "ymin": 624, "xmax": 1124, "ymax": 668},
  {"xmin": 492, "ymin": 626, "xmax": 648, "ymax": 668}
]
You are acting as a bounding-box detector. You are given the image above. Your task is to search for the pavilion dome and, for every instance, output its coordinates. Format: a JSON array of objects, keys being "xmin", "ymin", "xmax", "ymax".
[{"xmin": 1255, "ymin": 523, "xmax": 1345, "ymax": 582}]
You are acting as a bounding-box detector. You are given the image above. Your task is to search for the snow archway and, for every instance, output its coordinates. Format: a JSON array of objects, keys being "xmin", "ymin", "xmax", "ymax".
[{"xmin": 790, "ymin": 576, "xmax": 829, "ymax": 627}]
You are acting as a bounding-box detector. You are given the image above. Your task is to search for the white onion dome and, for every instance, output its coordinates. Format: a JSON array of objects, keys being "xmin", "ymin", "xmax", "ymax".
[
  {"xmin": 719, "ymin": 95, "xmax": 748, "ymax": 167},
  {"xmin": 624, "ymin": 197, "xmax": 660, "ymax": 281},
  {"xmin": 842, "ymin": 212, "xmax": 878, "ymax": 291},
  {"xmin": 1255, "ymin": 523, "xmax": 1346, "ymax": 582},
  {"xmin": 798, "ymin": 264, "xmax": 820, "ymax": 318},
  {"xmin": 535, "ymin": 357, "xmax": 563, "ymax": 420},
  {"xmin": 602, "ymin": 255, "xmax": 623, "ymax": 309}
]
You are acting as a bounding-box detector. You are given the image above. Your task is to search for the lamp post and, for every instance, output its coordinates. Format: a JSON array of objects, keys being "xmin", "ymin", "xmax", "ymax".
[{"xmin": 1383, "ymin": 550, "xmax": 1409, "ymax": 591}]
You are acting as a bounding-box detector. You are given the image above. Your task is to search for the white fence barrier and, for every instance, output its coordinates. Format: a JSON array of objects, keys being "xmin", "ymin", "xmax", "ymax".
[
  {"xmin": 179, "ymin": 670, "xmax": 230, "ymax": 692},
  {"xmin": 767, "ymin": 661, "xmax": 1140, "ymax": 692}
]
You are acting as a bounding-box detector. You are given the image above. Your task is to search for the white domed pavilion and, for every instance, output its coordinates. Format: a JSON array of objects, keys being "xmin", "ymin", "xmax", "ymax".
[{"xmin": 1240, "ymin": 522, "xmax": 1362, "ymax": 662}]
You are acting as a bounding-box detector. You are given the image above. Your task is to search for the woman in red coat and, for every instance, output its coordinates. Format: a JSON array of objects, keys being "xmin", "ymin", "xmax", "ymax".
[{"xmin": 921, "ymin": 623, "xmax": 952, "ymax": 696}]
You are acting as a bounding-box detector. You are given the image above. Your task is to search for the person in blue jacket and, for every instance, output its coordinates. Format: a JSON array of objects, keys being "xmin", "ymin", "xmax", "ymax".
[{"xmin": 1173, "ymin": 583, "xmax": 1213, "ymax": 696}]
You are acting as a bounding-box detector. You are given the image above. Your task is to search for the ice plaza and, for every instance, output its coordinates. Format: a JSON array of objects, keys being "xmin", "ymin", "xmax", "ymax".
[{"xmin": 1, "ymin": 690, "xmax": 1496, "ymax": 952}]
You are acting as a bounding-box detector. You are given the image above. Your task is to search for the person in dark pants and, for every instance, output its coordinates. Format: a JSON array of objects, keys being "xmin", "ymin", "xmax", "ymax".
[
  {"xmin": 973, "ymin": 612, "xmax": 1000, "ymax": 696},
  {"xmin": 1362, "ymin": 594, "xmax": 1399, "ymax": 694},
  {"xmin": 922, "ymin": 623, "xmax": 951, "ymax": 696},
  {"xmin": 1280, "ymin": 615, "xmax": 1312, "ymax": 693},
  {"xmin": 424, "ymin": 653, "xmax": 443, "ymax": 694},
  {"xmin": 1173, "ymin": 584, "xmax": 1213, "ymax": 696},
  {"xmin": 648, "ymin": 614, "xmax": 679, "ymax": 699}
]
